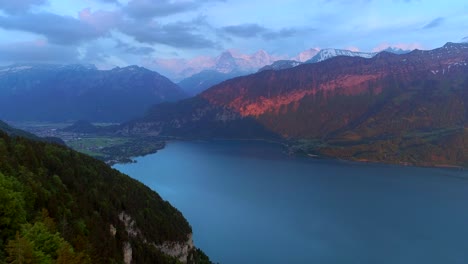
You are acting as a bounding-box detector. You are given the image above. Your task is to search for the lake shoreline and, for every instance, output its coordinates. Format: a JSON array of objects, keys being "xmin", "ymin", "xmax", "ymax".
[
  {"xmin": 114, "ymin": 137, "xmax": 467, "ymax": 171},
  {"xmin": 114, "ymin": 140, "xmax": 468, "ymax": 264}
]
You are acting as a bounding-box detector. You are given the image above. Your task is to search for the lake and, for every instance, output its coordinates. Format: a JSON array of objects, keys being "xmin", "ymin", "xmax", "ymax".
[{"xmin": 114, "ymin": 140, "xmax": 468, "ymax": 264}]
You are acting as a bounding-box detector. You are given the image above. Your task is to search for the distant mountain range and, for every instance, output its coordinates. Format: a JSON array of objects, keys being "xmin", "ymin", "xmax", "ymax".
[
  {"xmin": 121, "ymin": 42, "xmax": 468, "ymax": 167},
  {"xmin": 306, "ymin": 48, "xmax": 376, "ymax": 63},
  {"xmin": 0, "ymin": 64, "xmax": 186, "ymax": 122},
  {"xmin": 258, "ymin": 47, "xmax": 411, "ymax": 73},
  {"xmin": 258, "ymin": 60, "xmax": 302, "ymax": 72},
  {"xmin": 176, "ymin": 50, "xmax": 276, "ymax": 95},
  {"xmin": 183, "ymin": 47, "xmax": 412, "ymax": 94},
  {"xmin": 178, "ymin": 70, "xmax": 250, "ymax": 96}
]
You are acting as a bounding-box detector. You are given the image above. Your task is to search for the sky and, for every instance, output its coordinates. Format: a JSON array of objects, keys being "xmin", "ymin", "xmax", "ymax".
[{"xmin": 0, "ymin": 0, "xmax": 467, "ymax": 79}]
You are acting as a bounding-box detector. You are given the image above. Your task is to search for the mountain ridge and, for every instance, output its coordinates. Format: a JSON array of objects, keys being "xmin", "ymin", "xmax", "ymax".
[
  {"xmin": 121, "ymin": 42, "xmax": 468, "ymax": 167},
  {"xmin": 0, "ymin": 63, "xmax": 187, "ymax": 122}
]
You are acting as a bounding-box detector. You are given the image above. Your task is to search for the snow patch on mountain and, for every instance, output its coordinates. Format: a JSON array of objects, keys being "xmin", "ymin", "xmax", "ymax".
[
  {"xmin": 306, "ymin": 49, "xmax": 377, "ymax": 63},
  {"xmin": 293, "ymin": 48, "xmax": 320, "ymax": 62},
  {"xmin": 258, "ymin": 60, "xmax": 302, "ymax": 72}
]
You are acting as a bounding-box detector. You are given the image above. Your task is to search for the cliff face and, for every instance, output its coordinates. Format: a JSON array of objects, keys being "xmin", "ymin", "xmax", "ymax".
[{"xmin": 118, "ymin": 212, "xmax": 195, "ymax": 263}]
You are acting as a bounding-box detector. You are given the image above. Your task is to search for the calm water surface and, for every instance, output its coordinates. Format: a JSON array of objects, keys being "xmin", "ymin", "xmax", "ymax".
[{"xmin": 114, "ymin": 140, "xmax": 468, "ymax": 264}]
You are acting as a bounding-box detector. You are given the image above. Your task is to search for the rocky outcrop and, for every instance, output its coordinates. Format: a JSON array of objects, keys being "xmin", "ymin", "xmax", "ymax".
[
  {"xmin": 118, "ymin": 211, "xmax": 195, "ymax": 263},
  {"xmin": 156, "ymin": 234, "xmax": 195, "ymax": 263},
  {"xmin": 123, "ymin": 242, "xmax": 132, "ymax": 264}
]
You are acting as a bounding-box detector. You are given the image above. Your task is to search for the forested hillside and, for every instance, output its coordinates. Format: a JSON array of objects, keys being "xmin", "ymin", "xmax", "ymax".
[{"xmin": 0, "ymin": 130, "xmax": 210, "ymax": 263}]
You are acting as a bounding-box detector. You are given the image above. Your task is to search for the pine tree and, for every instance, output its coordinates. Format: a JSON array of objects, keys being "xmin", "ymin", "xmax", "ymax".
[{"xmin": 5, "ymin": 233, "xmax": 35, "ymax": 264}]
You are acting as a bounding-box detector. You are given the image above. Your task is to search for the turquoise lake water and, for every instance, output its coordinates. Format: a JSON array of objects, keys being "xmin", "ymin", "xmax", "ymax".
[{"xmin": 114, "ymin": 140, "xmax": 468, "ymax": 264}]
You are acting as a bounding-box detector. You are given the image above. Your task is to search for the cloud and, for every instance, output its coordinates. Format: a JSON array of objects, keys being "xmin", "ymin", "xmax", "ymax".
[
  {"xmin": 462, "ymin": 36, "xmax": 468, "ymax": 43},
  {"xmin": 0, "ymin": 5, "xmax": 218, "ymax": 50},
  {"xmin": 222, "ymin": 23, "xmax": 306, "ymax": 41},
  {"xmin": 422, "ymin": 17, "xmax": 444, "ymax": 29},
  {"xmin": 124, "ymin": 0, "xmax": 224, "ymax": 19},
  {"xmin": 95, "ymin": 0, "xmax": 119, "ymax": 3},
  {"xmin": 79, "ymin": 8, "xmax": 121, "ymax": 32},
  {"xmin": 115, "ymin": 39, "xmax": 155, "ymax": 55},
  {"xmin": 120, "ymin": 18, "xmax": 218, "ymax": 49},
  {"xmin": 0, "ymin": 10, "xmax": 119, "ymax": 45},
  {"xmin": 372, "ymin": 42, "xmax": 423, "ymax": 52},
  {"xmin": 222, "ymin": 24, "xmax": 267, "ymax": 38},
  {"xmin": 0, "ymin": 0, "xmax": 46, "ymax": 14},
  {"xmin": 0, "ymin": 40, "xmax": 78, "ymax": 64},
  {"xmin": 262, "ymin": 28, "xmax": 302, "ymax": 40},
  {"xmin": 125, "ymin": 0, "xmax": 195, "ymax": 19}
]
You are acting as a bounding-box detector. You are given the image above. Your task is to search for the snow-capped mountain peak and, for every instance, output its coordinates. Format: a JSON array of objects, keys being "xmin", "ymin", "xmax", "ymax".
[
  {"xmin": 381, "ymin": 47, "xmax": 412, "ymax": 55},
  {"xmin": 306, "ymin": 48, "xmax": 377, "ymax": 63},
  {"xmin": 293, "ymin": 48, "xmax": 320, "ymax": 62},
  {"xmin": 212, "ymin": 49, "xmax": 277, "ymax": 74},
  {"xmin": 214, "ymin": 51, "xmax": 238, "ymax": 73}
]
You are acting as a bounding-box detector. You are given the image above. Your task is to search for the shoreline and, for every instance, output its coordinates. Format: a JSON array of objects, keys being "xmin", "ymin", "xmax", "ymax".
[{"xmin": 110, "ymin": 137, "xmax": 467, "ymax": 171}]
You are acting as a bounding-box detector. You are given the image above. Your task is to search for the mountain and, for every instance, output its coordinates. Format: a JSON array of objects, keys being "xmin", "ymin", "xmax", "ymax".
[
  {"xmin": 258, "ymin": 60, "xmax": 302, "ymax": 72},
  {"xmin": 0, "ymin": 64, "xmax": 187, "ymax": 122},
  {"xmin": 121, "ymin": 42, "xmax": 468, "ymax": 167},
  {"xmin": 213, "ymin": 51, "xmax": 238, "ymax": 73},
  {"xmin": 259, "ymin": 47, "xmax": 411, "ymax": 73},
  {"xmin": 293, "ymin": 48, "xmax": 320, "ymax": 62},
  {"xmin": 178, "ymin": 70, "xmax": 249, "ymax": 96},
  {"xmin": 0, "ymin": 127, "xmax": 211, "ymax": 263},
  {"xmin": 381, "ymin": 47, "xmax": 412, "ymax": 55},
  {"xmin": 234, "ymin": 50, "xmax": 276, "ymax": 70},
  {"xmin": 306, "ymin": 48, "xmax": 376, "ymax": 63},
  {"xmin": 121, "ymin": 97, "xmax": 279, "ymax": 139},
  {"xmin": 181, "ymin": 48, "xmax": 383, "ymax": 95},
  {"xmin": 210, "ymin": 50, "xmax": 277, "ymax": 74},
  {"xmin": 176, "ymin": 50, "xmax": 276, "ymax": 96},
  {"xmin": 164, "ymin": 50, "xmax": 279, "ymax": 81}
]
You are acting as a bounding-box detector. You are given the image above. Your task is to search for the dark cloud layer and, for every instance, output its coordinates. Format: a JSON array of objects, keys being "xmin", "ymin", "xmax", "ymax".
[
  {"xmin": 222, "ymin": 23, "xmax": 306, "ymax": 41},
  {"xmin": 0, "ymin": 8, "xmax": 218, "ymax": 50},
  {"xmin": 126, "ymin": 0, "xmax": 196, "ymax": 19},
  {"xmin": 222, "ymin": 24, "xmax": 267, "ymax": 38},
  {"xmin": 0, "ymin": 12, "xmax": 108, "ymax": 44},
  {"xmin": 422, "ymin": 17, "xmax": 444, "ymax": 29},
  {"xmin": 262, "ymin": 28, "xmax": 302, "ymax": 40},
  {"xmin": 0, "ymin": 0, "xmax": 46, "ymax": 14},
  {"xmin": 125, "ymin": 0, "xmax": 224, "ymax": 19},
  {"xmin": 0, "ymin": 0, "xmax": 223, "ymax": 50},
  {"xmin": 115, "ymin": 39, "xmax": 155, "ymax": 55},
  {"xmin": 0, "ymin": 41, "xmax": 78, "ymax": 63},
  {"xmin": 120, "ymin": 19, "xmax": 217, "ymax": 49}
]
